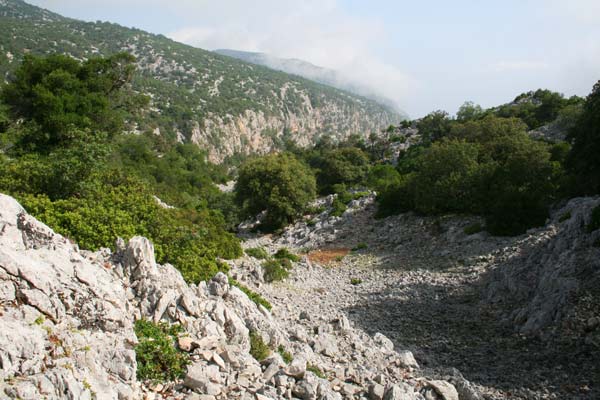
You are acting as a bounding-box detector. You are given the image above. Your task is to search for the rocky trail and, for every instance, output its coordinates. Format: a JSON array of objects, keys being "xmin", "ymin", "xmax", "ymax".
[{"xmin": 231, "ymin": 194, "xmax": 600, "ymax": 400}]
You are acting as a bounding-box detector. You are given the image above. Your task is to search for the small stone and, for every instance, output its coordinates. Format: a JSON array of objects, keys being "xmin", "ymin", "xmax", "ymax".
[
  {"xmin": 369, "ymin": 383, "xmax": 385, "ymax": 400},
  {"xmin": 178, "ymin": 337, "xmax": 195, "ymax": 352}
]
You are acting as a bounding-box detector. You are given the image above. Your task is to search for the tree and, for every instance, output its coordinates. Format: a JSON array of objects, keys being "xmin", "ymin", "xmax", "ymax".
[
  {"xmin": 566, "ymin": 80, "xmax": 600, "ymax": 194},
  {"xmin": 312, "ymin": 147, "xmax": 370, "ymax": 194},
  {"xmin": 411, "ymin": 140, "xmax": 481, "ymax": 214},
  {"xmin": 235, "ymin": 153, "xmax": 316, "ymax": 231},
  {"xmin": 416, "ymin": 110, "xmax": 452, "ymax": 143},
  {"xmin": 456, "ymin": 101, "xmax": 483, "ymax": 122},
  {"xmin": 1, "ymin": 53, "xmax": 141, "ymax": 152}
]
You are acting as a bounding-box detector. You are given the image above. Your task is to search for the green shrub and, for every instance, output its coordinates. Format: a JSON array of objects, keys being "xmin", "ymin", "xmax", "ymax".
[
  {"xmin": 277, "ymin": 345, "xmax": 293, "ymax": 364},
  {"xmin": 274, "ymin": 247, "xmax": 300, "ymax": 262},
  {"xmin": 567, "ymin": 80, "xmax": 600, "ymax": 195},
  {"xmin": 463, "ymin": 223, "xmax": 483, "ymax": 235},
  {"xmin": 350, "ymin": 278, "xmax": 362, "ymax": 285},
  {"xmin": 229, "ymin": 278, "xmax": 272, "ymax": 310},
  {"xmin": 235, "ymin": 153, "xmax": 317, "ymax": 231},
  {"xmin": 586, "ymin": 205, "xmax": 600, "ymax": 233},
  {"xmin": 245, "ymin": 247, "xmax": 269, "ymax": 260},
  {"xmin": 310, "ymin": 147, "xmax": 370, "ymax": 194},
  {"xmin": 249, "ymin": 331, "xmax": 270, "ymax": 361},
  {"xmin": 262, "ymin": 259, "xmax": 291, "ymax": 282},
  {"xmin": 16, "ymin": 170, "xmax": 241, "ymax": 283},
  {"xmin": 305, "ymin": 205, "xmax": 326, "ymax": 215},
  {"xmin": 330, "ymin": 197, "xmax": 347, "ymax": 217},
  {"xmin": 134, "ymin": 319, "xmax": 190, "ymax": 382}
]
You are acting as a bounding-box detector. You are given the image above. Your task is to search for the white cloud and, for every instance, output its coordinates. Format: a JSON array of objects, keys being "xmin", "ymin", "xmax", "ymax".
[{"xmin": 167, "ymin": 0, "xmax": 417, "ymax": 113}]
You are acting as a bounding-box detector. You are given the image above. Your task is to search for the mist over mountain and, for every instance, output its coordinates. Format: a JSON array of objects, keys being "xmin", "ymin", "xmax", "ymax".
[{"xmin": 215, "ymin": 49, "xmax": 408, "ymax": 118}]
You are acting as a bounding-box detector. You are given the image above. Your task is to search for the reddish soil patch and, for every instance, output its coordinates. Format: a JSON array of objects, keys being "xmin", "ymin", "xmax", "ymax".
[{"xmin": 307, "ymin": 248, "xmax": 350, "ymax": 265}]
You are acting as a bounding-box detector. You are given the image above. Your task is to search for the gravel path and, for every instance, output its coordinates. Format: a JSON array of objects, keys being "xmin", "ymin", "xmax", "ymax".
[{"xmin": 239, "ymin": 199, "xmax": 599, "ymax": 400}]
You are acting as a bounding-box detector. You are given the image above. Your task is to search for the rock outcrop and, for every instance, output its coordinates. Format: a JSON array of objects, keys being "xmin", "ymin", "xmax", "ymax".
[
  {"xmin": 0, "ymin": 193, "xmax": 462, "ymax": 399},
  {"xmin": 484, "ymin": 196, "xmax": 600, "ymax": 336}
]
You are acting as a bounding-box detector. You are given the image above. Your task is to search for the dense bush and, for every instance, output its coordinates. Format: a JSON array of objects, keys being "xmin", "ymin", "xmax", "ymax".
[
  {"xmin": 235, "ymin": 153, "xmax": 316, "ymax": 231},
  {"xmin": 567, "ymin": 80, "xmax": 600, "ymax": 195},
  {"xmin": 245, "ymin": 247, "xmax": 270, "ymax": 260},
  {"xmin": 377, "ymin": 116, "xmax": 562, "ymax": 235},
  {"xmin": 308, "ymin": 147, "xmax": 370, "ymax": 194},
  {"xmin": 134, "ymin": 319, "xmax": 190, "ymax": 382},
  {"xmin": 15, "ymin": 170, "xmax": 241, "ymax": 283}
]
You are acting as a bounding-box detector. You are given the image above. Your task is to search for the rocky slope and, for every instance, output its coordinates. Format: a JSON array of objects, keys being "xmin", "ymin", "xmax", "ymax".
[
  {"xmin": 0, "ymin": 193, "xmax": 468, "ymax": 400},
  {"xmin": 230, "ymin": 193, "xmax": 600, "ymax": 399},
  {"xmin": 0, "ymin": 0, "xmax": 401, "ymax": 162}
]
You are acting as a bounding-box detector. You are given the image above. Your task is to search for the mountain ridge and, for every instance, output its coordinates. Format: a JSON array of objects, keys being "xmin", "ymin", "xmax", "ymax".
[{"xmin": 214, "ymin": 48, "xmax": 407, "ymax": 116}]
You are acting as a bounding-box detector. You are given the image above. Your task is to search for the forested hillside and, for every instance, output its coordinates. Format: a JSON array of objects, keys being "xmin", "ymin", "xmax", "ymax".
[{"xmin": 0, "ymin": 0, "xmax": 401, "ymax": 162}]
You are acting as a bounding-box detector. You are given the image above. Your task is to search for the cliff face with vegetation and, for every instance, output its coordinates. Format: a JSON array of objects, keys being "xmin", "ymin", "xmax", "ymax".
[{"xmin": 0, "ymin": 0, "xmax": 401, "ymax": 162}]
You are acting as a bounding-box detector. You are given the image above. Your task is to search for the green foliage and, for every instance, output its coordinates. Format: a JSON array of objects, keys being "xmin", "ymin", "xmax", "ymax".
[
  {"xmin": 235, "ymin": 153, "xmax": 316, "ymax": 231},
  {"xmin": 277, "ymin": 345, "xmax": 293, "ymax": 364},
  {"xmin": 492, "ymin": 89, "xmax": 582, "ymax": 129},
  {"xmin": 249, "ymin": 331, "xmax": 270, "ymax": 361},
  {"xmin": 417, "ymin": 110, "xmax": 452, "ymax": 143},
  {"xmin": 378, "ymin": 116, "xmax": 562, "ymax": 235},
  {"xmin": 352, "ymin": 242, "xmax": 368, "ymax": 251},
  {"xmin": 134, "ymin": 319, "xmax": 190, "ymax": 382},
  {"xmin": 411, "ymin": 140, "xmax": 481, "ymax": 214},
  {"xmin": 309, "ymin": 147, "xmax": 370, "ymax": 194},
  {"xmin": 350, "ymin": 278, "xmax": 363, "ymax": 285},
  {"xmin": 262, "ymin": 258, "xmax": 292, "ymax": 282},
  {"xmin": 306, "ymin": 363, "xmax": 325, "ymax": 379},
  {"xmin": 245, "ymin": 247, "xmax": 270, "ymax": 260},
  {"xmin": 330, "ymin": 197, "xmax": 347, "ymax": 217},
  {"xmin": 366, "ymin": 164, "xmax": 402, "ymax": 193},
  {"xmin": 228, "ymin": 278, "xmax": 272, "ymax": 310},
  {"xmin": 586, "ymin": 205, "xmax": 600, "ymax": 233},
  {"xmin": 14, "ymin": 170, "xmax": 241, "ymax": 283},
  {"xmin": 274, "ymin": 247, "xmax": 300, "ymax": 262},
  {"xmin": 1, "ymin": 53, "xmax": 142, "ymax": 152},
  {"xmin": 456, "ymin": 101, "xmax": 484, "ymax": 122},
  {"xmin": 463, "ymin": 223, "xmax": 483, "ymax": 235},
  {"xmin": 567, "ymin": 80, "xmax": 600, "ymax": 195}
]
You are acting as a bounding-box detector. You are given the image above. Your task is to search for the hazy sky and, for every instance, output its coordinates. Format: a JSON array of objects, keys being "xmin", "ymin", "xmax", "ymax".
[{"xmin": 28, "ymin": 0, "xmax": 600, "ymax": 117}]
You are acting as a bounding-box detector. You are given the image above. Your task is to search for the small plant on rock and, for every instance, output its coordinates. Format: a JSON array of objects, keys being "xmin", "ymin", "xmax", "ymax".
[
  {"xmin": 245, "ymin": 247, "xmax": 269, "ymax": 260},
  {"xmin": 277, "ymin": 345, "xmax": 293, "ymax": 364},
  {"xmin": 274, "ymin": 247, "xmax": 300, "ymax": 262},
  {"xmin": 134, "ymin": 319, "xmax": 190, "ymax": 382},
  {"xmin": 262, "ymin": 259, "xmax": 291, "ymax": 282},
  {"xmin": 249, "ymin": 331, "xmax": 270, "ymax": 361},
  {"xmin": 307, "ymin": 363, "xmax": 325, "ymax": 379},
  {"xmin": 350, "ymin": 278, "xmax": 363, "ymax": 285},
  {"xmin": 228, "ymin": 277, "xmax": 272, "ymax": 310}
]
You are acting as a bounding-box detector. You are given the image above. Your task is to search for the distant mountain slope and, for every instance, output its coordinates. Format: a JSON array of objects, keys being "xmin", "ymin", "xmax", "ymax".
[
  {"xmin": 0, "ymin": 0, "xmax": 402, "ymax": 162},
  {"xmin": 215, "ymin": 49, "xmax": 407, "ymax": 116}
]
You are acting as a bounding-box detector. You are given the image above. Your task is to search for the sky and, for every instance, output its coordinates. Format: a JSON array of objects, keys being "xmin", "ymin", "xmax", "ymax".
[{"xmin": 28, "ymin": 0, "xmax": 600, "ymax": 118}]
